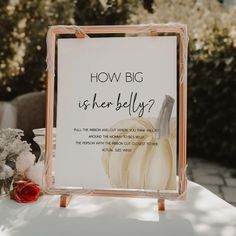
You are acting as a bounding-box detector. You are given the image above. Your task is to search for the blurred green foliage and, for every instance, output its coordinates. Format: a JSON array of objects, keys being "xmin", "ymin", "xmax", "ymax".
[
  {"xmin": 75, "ymin": 0, "xmax": 130, "ymax": 25},
  {"xmin": 0, "ymin": 0, "xmax": 74, "ymax": 101},
  {"xmin": 0, "ymin": 0, "xmax": 236, "ymax": 165},
  {"xmin": 188, "ymin": 33, "xmax": 236, "ymax": 166}
]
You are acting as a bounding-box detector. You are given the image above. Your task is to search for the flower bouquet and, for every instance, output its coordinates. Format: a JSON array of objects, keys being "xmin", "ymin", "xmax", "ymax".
[{"xmin": 0, "ymin": 128, "xmax": 41, "ymax": 200}]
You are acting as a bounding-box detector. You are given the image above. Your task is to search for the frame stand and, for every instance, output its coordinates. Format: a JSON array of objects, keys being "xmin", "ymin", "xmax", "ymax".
[
  {"xmin": 60, "ymin": 195, "xmax": 166, "ymax": 211},
  {"xmin": 158, "ymin": 199, "xmax": 165, "ymax": 211},
  {"xmin": 60, "ymin": 194, "xmax": 72, "ymax": 208}
]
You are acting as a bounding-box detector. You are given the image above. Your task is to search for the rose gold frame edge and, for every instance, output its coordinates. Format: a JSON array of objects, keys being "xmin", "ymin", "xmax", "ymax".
[{"xmin": 44, "ymin": 24, "xmax": 188, "ymax": 201}]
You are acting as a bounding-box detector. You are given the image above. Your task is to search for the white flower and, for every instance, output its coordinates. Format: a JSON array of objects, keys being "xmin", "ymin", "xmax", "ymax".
[
  {"xmin": 26, "ymin": 161, "xmax": 44, "ymax": 188},
  {"xmin": 15, "ymin": 152, "xmax": 35, "ymax": 172},
  {"xmin": 0, "ymin": 165, "xmax": 14, "ymax": 179}
]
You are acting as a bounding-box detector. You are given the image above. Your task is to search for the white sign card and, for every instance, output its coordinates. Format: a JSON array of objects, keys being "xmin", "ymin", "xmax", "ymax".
[{"xmin": 55, "ymin": 36, "xmax": 177, "ymax": 191}]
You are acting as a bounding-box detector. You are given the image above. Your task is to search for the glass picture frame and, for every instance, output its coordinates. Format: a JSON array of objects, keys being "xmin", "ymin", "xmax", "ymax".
[{"xmin": 44, "ymin": 24, "xmax": 187, "ymax": 204}]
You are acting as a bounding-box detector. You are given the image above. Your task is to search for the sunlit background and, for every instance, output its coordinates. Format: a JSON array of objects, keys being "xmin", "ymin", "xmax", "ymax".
[{"xmin": 0, "ymin": 0, "xmax": 236, "ymax": 205}]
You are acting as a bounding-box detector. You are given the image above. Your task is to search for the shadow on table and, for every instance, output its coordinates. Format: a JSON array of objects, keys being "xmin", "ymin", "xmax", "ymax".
[
  {"xmin": 0, "ymin": 182, "xmax": 235, "ymax": 236},
  {"xmin": 0, "ymin": 208, "xmax": 194, "ymax": 236}
]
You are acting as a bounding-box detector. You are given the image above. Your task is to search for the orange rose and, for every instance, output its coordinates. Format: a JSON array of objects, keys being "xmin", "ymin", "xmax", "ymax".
[{"xmin": 10, "ymin": 179, "xmax": 42, "ymax": 203}]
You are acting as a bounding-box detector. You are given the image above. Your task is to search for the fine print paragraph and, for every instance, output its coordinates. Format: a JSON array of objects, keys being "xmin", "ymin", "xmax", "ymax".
[{"xmin": 73, "ymin": 127, "xmax": 159, "ymax": 153}]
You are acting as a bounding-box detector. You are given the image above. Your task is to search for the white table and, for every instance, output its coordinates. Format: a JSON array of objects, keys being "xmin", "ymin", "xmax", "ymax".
[{"xmin": 0, "ymin": 181, "xmax": 235, "ymax": 236}]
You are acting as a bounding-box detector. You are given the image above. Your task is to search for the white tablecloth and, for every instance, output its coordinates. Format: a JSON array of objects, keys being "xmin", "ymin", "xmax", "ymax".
[{"xmin": 0, "ymin": 181, "xmax": 235, "ymax": 236}]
